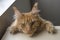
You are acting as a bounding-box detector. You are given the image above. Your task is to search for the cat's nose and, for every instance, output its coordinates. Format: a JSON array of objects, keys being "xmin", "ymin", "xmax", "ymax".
[{"xmin": 27, "ymin": 27, "xmax": 31, "ymax": 31}]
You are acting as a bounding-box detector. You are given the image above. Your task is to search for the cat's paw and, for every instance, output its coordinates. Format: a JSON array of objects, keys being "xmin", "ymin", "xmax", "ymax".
[
  {"xmin": 45, "ymin": 21, "xmax": 57, "ymax": 34},
  {"xmin": 48, "ymin": 27, "xmax": 57, "ymax": 34},
  {"xmin": 10, "ymin": 28, "xmax": 17, "ymax": 34},
  {"xmin": 9, "ymin": 27, "xmax": 18, "ymax": 34}
]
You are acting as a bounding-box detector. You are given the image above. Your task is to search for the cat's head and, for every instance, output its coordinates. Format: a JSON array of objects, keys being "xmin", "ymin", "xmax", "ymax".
[{"xmin": 13, "ymin": 2, "xmax": 41, "ymax": 36}]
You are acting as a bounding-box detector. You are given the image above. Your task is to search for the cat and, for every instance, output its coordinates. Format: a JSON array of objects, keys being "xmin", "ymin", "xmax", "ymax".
[{"xmin": 9, "ymin": 2, "xmax": 56, "ymax": 37}]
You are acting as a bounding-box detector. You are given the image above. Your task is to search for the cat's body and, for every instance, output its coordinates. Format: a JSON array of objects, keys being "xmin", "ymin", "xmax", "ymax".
[{"xmin": 9, "ymin": 2, "xmax": 56, "ymax": 37}]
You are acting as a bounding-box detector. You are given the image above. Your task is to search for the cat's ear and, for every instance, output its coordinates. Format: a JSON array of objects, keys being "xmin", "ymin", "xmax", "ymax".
[
  {"xmin": 31, "ymin": 2, "xmax": 40, "ymax": 13},
  {"xmin": 13, "ymin": 6, "xmax": 22, "ymax": 17}
]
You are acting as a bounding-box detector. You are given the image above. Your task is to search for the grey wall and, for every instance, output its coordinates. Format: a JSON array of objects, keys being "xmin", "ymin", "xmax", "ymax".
[
  {"xmin": 39, "ymin": 0, "xmax": 60, "ymax": 26},
  {"xmin": 32, "ymin": 0, "xmax": 60, "ymax": 26}
]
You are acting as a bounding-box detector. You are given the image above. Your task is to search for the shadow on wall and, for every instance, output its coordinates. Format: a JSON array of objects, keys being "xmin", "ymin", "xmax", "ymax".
[
  {"xmin": 0, "ymin": 0, "xmax": 31, "ymax": 39},
  {"xmin": 0, "ymin": 7, "xmax": 14, "ymax": 39}
]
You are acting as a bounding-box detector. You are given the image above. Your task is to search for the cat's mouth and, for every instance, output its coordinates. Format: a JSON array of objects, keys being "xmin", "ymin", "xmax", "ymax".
[
  {"xmin": 27, "ymin": 32, "xmax": 32, "ymax": 34},
  {"xmin": 24, "ymin": 31, "xmax": 32, "ymax": 34}
]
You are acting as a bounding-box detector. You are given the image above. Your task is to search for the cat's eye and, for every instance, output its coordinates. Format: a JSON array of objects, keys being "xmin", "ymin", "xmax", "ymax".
[
  {"xmin": 22, "ymin": 23, "xmax": 25, "ymax": 26},
  {"xmin": 21, "ymin": 23, "xmax": 25, "ymax": 27},
  {"xmin": 32, "ymin": 26, "xmax": 35, "ymax": 28},
  {"xmin": 31, "ymin": 21, "xmax": 35, "ymax": 26}
]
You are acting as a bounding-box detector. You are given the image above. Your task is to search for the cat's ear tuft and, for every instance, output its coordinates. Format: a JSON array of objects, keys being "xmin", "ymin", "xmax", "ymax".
[
  {"xmin": 32, "ymin": 2, "xmax": 38, "ymax": 10},
  {"xmin": 13, "ymin": 6, "xmax": 22, "ymax": 17},
  {"xmin": 31, "ymin": 2, "xmax": 40, "ymax": 14}
]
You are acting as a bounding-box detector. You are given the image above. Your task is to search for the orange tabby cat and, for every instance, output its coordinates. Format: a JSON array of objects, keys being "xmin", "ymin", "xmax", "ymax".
[{"xmin": 9, "ymin": 2, "xmax": 56, "ymax": 36}]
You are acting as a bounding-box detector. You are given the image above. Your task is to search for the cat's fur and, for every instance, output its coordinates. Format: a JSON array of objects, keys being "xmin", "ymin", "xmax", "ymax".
[{"xmin": 9, "ymin": 2, "xmax": 56, "ymax": 36}]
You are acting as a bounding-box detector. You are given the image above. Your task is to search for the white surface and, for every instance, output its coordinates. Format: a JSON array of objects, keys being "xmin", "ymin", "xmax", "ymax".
[
  {"xmin": 0, "ymin": 0, "xmax": 16, "ymax": 16},
  {"xmin": 55, "ymin": 26, "xmax": 60, "ymax": 29},
  {"xmin": 1, "ymin": 26, "xmax": 60, "ymax": 40}
]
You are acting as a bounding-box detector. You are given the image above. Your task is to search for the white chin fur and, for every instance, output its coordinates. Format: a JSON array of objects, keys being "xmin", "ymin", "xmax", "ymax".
[{"xmin": 13, "ymin": 15, "xmax": 17, "ymax": 20}]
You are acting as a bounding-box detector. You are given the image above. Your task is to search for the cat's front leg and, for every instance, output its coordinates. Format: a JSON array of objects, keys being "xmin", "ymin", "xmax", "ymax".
[
  {"xmin": 9, "ymin": 26, "xmax": 18, "ymax": 34},
  {"xmin": 45, "ymin": 21, "xmax": 56, "ymax": 34}
]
